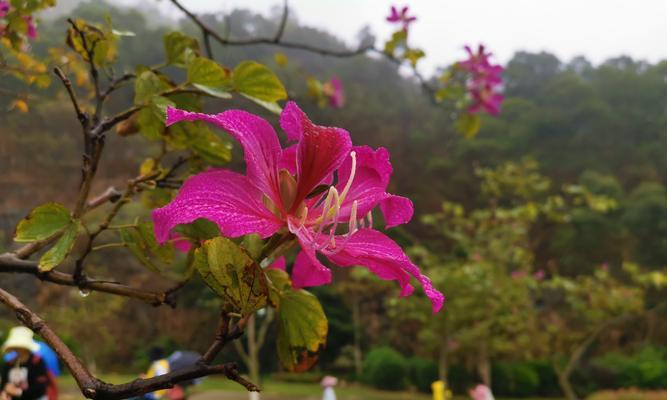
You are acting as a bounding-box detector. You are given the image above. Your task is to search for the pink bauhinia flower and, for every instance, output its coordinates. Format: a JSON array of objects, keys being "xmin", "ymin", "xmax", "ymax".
[
  {"xmin": 386, "ymin": 5, "xmax": 417, "ymax": 31},
  {"xmin": 323, "ymin": 77, "xmax": 344, "ymax": 108},
  {"xmin": 152, "ymin": 102, "xmax": 444, "ymax": 313},
  {"xmin": 24, "ymin": 16, "xmax": 37, "ymax": 39},
  {"xmin": 458, "ymin": 44, "xmax": 504, "ymax": 116},
  {"xmin": 0, "ymin": 1, "xmax": 10, "ymax": 18}
]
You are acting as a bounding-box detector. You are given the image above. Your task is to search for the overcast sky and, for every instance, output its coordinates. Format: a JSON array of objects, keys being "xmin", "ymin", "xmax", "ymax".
[{"xmin": 119, "ymin": 0, "xmax": 667, "ymax": 74}]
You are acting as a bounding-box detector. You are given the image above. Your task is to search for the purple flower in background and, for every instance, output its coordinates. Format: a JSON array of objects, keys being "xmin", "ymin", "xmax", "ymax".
[
  {"xmin": 0, "ymin": 1, "xmax": 9, "ymax": 18},
  {"xmin": 533, "ymin": 269, "xmax": 545, "ymax": 281},
  {"xmin": 152, "ymin": 102, "xmax": 444, "ymax": 313},
  {"xmin": 459, "ymin": 44, "xmax": 504, "ymax": 116},
  {"xmin": 386, "ymin": 5, "xmax": 417, "ymax": 31},
  {"xmin": 468, "ymin": 84, "xmax": 504, "ymax": 116},
  {"xmin": 24, "ymin": 16, "xmax": 37, "ymax": 39},
  {"xmin": 324, "ymin": 78, "xmax": 345, "ymax": 108}
]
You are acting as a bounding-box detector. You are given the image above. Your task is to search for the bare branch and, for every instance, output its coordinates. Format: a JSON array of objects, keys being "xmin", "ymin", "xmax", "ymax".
[
  {"xmin": 273, "ymin": 0, "xmax": 289, "ymax": 43},
  {"xmin": 0, "ymin": 254, "xmax": 174, "ymax": 307},
  {"xmin": 0, "ymin": 287, "xmax": 259, "ymax": 399},
  {"xmin": 54, "ymin": 66, "xmax": 88, "ymax": 126},
  {"xmin": 168, "ymin": 0, "xmax": 372, "ymax": 58}
]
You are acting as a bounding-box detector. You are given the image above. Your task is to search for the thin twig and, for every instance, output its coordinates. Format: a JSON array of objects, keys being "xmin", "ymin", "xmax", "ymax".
[
  {"xmin": 0, "ymin": 287, "xmax": 259, "ymax": 399},
  {"xmin": 0, "ymin": 254, "xmax": 174, "ymax": 307},
  {"xmin": 273, "ymin": 0, "xmax": 289, "ymax": 43}
]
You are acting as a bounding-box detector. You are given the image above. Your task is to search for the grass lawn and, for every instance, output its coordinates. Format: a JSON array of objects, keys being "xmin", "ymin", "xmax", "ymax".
[{"xmin": 58, "ymin": 374, "xmax": 561, "ymax": 400}]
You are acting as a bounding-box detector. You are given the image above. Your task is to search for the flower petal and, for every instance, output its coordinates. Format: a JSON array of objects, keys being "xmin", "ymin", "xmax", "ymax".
[
  {"xmin": 326, "ymin": 229, "xmax": 444, "ymax": 313},
  {"xmin": 380, "ymin": 195, "xmax": 414, "ymax": 228},
  {"xmin": 292, "ymin": 248, "xmax": 332, "ymax": 289},
  {"xmin": 280, "ymin": 102, "xmax": 352, "ymax": 210},
  {"xmin": 268, "ymin": 256, "xmax": 286, "ymax": 270},
  {"xmin": 166, "ymin": 107, "xmax": 283, "ymax": 206},
  {"xmin": 152, "ymin": 169, "xmax": 281, "ymax": 243}
]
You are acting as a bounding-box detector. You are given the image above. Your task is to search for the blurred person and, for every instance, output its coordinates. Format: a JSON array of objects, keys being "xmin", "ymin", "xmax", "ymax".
[
  {"xmin": 468, "ymin": 383, "xmax": 495, "ymax": 400},
  {"xmin": 0, "ymin": 327, "xmax": 50, "ymax": 400},
  {"xmin": 5, "ymin": 342, "xmax": 60, "ymax": 400},
  {"xmin": 140, "ymin": 347, "xmax": 170, "ymax": 400},
  {"xmin": 321, "ymin": 375, "xmax": 338, "ymax": 400}
]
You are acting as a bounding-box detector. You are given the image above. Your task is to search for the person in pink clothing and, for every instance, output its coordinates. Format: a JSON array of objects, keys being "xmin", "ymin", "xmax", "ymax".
[{"xmin": 469, "ymin": 384, "xmax": 495, "ymax": 400}]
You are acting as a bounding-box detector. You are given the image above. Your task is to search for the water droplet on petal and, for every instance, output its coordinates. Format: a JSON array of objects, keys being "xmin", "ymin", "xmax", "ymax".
[{"xmin": 79, "ymin": 289, "xmax": 91, "ymax": 298}]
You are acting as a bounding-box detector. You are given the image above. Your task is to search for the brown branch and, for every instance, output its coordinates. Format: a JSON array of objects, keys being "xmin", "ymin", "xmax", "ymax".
[
  {"xmin": 273, "ymin": 0, "xmax": 289, "ymax": 43},
  {"xmin": 0, "ymin": 254, "xmax": 174, "ymax": 307},
  {"xmin": 86, "ymin": 186, "xmax": 122, "ymax": 211},
  {"xmin": 54, "ymin": 67, "xmax": 87, "ymax": 127},
  {"xmin": 202, "ymin": 314, "xmax": 249, "ymax": 364},
  {"xmin": 168, "ymin": 0, "xmax": 372, "ymax": 58},
  {"xmin": 0, "ymin": 287, "xmax": 259, "ymax": 399}
]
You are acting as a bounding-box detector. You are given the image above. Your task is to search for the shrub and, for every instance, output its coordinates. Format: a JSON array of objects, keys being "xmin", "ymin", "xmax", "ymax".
[
  {"xmin": 407, "ymin": 357, "xmax": 439, "ymax": 393},
  {"xmin": 592, "ymin": 346, "xmax": 667, "ymax": 389},
  {"xmin": 363, "ymin": 347, "xmax": 407, "ymax": 390},
  {"xmin": 491, "ymin": 361, "xmax": 540, "ymax": 397}
]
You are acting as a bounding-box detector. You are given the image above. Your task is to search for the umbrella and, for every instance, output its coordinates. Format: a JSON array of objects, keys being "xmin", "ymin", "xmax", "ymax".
[{"xmin": 168, "ymin": 351, "xmax": 202, "ymax": 387}]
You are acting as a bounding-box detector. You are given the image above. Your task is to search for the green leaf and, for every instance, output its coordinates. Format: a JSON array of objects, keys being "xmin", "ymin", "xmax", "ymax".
[
  {"xmin": 188, "ymin": 127, "xmax": 232, "ymax": 166},
  {"xmin": 39, "ymin": 220, "xmax": 80, "ymax": 272},
  {"xmin": 174, "ymin": 218, "xmax": 220, "ymax": 242},
  {"xmin": 383, "ymin": 30, "xmax": 407, "ymax": 56},
  {"xmin": 240, "ymin": 94, "xmax": 283, "ymax": 115},
  {"xmin": 193, "ymin": 84, "xmax": 232, "ymax": 99},
  {"xmin": 266, "ymin": 268, "xmax": 290, "ymax": 308},
  {"xmin": 241, "ymin": 234, "xmax": 263, "ymax": 261},
  {"xmin": 134, "ymin": 71, "xmax": 170, "ymax": 104},
  {"xmin": 187, "ymin": 57, "xmax": 231, "ymax": 94},
  {"xmin": 120, "ymin": 225, "xmax": 159, "ymax": 273},
  {"xmin": 14, "ymin": 203, "xmax": 71, "ymax": 242},
  {"xmin": 276, "ymin": 289, "xmax": 328, "ymax": 372},
  {"xmin": 455, "ymin": 113, "xmax": 481, "ymax": 138},
  {"xmin": 164, "ymin": 31, "xmax": 199, "ymax": 68},
  {"xmin": 233, "ymin": 61, "xmax": 287, "ymax": 102},
  {"xmin": 138, "ymin": 96, "xmax": 175, "ymax": 140},
  {"xmin": 194, "ymin": 237, "xmax": 269, "ymax": 316},
  {"xmin": 405, "ymin": 48, "xmax": 425, "ymax": 67},
  {"xmin": 66, "ymin": 19, "xmax": 117, "ymax": 66}
]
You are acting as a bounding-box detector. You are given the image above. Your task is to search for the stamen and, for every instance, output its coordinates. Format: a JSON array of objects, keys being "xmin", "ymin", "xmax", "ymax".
[
  {"xmin": 338, "ymin": 151, "xmax": 357, "ymax": 205},
  {"xmin": 317, "ymin": 187, "xmax": 339, "ymax": 234},
  {"xmin": 299, "ymin": 206, "xmax": 309, "ymax": 225},
  {"xmin": 348, "ymin": 200, "xmax": 358, "ymax": 235},
  {"xmin": 366, "ymin": 211, "xmax": 373, "ymax": 228}
]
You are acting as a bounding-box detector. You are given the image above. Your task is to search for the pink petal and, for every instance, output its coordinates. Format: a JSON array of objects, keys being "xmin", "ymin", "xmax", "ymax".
[
  {"xmin": 380, "ymin": 195, "xmax": 414, "ymax": 228},
  {"xmin": 333, "ymin": 146, "xmax": 393, "ymax": 221},
  {"xmin": 326, "ymin": 229, "xmax": 444, "ymax": 313},
  {"xmin": 152, "ymin": 169, "xmax": 282, "ymax": 243},
  {"xmin": 292, "ymin": 248, "xmax": 332, "ymax": 288},
  {"xmin": 166, "ymin": 107, "xmax": 283, "ymax": 208},
  {"xmin": 280, "ymin": 102, "xmax": 352, "ymax": 210},
  {"xmin": 268, "ymin": 256, "xmax": 286, "ymax": 270},
  {"xmin": 278, "ymin": 144, "xmax": 298, "ymax": 175}
]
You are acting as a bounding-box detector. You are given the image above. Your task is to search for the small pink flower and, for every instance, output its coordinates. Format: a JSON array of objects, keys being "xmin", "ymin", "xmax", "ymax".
[
  {"xmin": 153, "ymin": 102, "xmax": 444, "ymax": 313},
  {"xmin": 24, "ymin": 16, "xmax": 37, "ymax": 40},
  {"xmin": 471, "ymin": 253, "xmax": 483, "ymax": 262},
  {"xmin": 327, "ymin": 78, "xmax": 345, "ymax": 108},
  {"xmin": 386, "ymin": 5, "xmax": 417, "ymax": 31},
  {"xmin": 533, "ymin": 269, "xmax": 545, "ymax": 281},
  {"xmin": 458, "ymin": 44, "xmax": 504, "ymax": 116},
  {"xmin": 0, "ymin": 1, "xmax": 10, "ymax": 18},
  {"xmin": 600, "ymin": 262, "xmax": 609, "ymax": 272}
]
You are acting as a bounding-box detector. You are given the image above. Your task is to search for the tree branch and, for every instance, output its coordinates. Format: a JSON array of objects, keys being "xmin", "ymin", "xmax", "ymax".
[
  {"xmin": 0, "ymin": 254, "xmax": 174, "ymax": 307},
  {"xmin": 0, "ymin": 287, "xmax": 259, "ymax": 399}
]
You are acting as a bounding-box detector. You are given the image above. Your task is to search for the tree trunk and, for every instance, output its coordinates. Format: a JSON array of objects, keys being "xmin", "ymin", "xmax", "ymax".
[
  {"xmin": 352, "ymin": 298, "xmax": 363, "ymax": 377},
  {"xmin": 556, "ymin": 368, "xmax": 578, "ymax": 400},
  {"xmin": 248, "ymin": 314, "xmax": 260, "ymax": 386},
  {"xmin": 477, "ymin": 342, "xmax": 491, "ymax": 386},
  {"xmin": 438, "ymin": 337, "xmax": 448, "ymax": 382}
]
